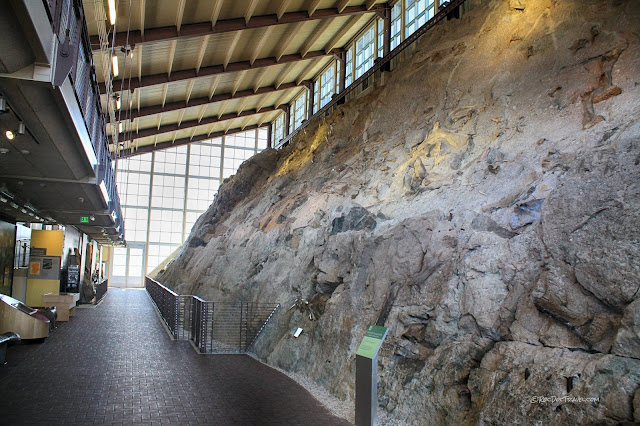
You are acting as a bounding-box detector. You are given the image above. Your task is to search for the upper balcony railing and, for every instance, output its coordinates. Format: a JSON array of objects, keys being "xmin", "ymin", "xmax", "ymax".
[{"xmin": 42, "ymin": 0, "xmax": 124, "ymax": 240}]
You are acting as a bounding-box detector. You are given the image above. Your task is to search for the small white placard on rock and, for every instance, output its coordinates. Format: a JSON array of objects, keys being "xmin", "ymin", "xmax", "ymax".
[{"xmin": 293, "ymin": 327, "xmax": 303, "ymax": 338}]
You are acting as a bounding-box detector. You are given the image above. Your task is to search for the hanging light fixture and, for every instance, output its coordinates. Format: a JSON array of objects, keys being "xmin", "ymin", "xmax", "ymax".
[
  {"xmin": 108, "ymin": 0, "xmax": 117, "ymax": 25},
  {"xmin": 114, "ymin": 94, "xmax": 121, "ymax": 110},
  {"xmin": 112, "ymin": 55, "xmax": 119, "ymax": 77},
  {"xmin": 17, "ymin": 122, "xmax": 25, "ymax": 135}
]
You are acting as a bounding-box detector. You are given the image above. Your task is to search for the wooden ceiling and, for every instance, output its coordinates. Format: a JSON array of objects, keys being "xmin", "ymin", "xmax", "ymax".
[{"xmin": 82, "ymin": 0, "xmax": 386, "ymax": 156}]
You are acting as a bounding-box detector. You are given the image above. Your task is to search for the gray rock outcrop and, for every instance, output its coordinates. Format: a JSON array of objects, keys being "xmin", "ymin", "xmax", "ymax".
[{"xmin": 157, "ymin": 0, "xmax": 640, "ymax": 423}]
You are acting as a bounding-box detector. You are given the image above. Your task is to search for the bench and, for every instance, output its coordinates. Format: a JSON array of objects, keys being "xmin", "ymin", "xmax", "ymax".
[
  {"xmin": 42, "ymin": 293, "xmax": 79, "ymax": 322},
  {"xmin": 0, "ymin": 332, "xmax": 21, "ymax": 364}
]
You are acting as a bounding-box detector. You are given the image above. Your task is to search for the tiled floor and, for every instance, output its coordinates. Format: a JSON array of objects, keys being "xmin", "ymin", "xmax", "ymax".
[{"xmin": 0, "ymin": 289, "xmax": 350, "ymax": 425}]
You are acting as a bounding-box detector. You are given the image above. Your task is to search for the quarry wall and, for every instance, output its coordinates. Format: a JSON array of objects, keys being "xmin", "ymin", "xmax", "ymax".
[{"xmin": 158, "ymin": 0, "xmax": 640, "ymax": 423}]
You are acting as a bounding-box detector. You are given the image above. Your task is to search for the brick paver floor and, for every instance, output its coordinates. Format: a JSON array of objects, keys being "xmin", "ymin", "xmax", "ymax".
[{"xmin": 0, "ymin": 288, "xmax": 350, "ymax": 425}]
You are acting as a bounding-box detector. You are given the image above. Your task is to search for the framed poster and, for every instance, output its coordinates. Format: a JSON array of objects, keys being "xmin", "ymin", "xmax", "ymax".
[{"xmin": 30, "ymin": 261, "xmax": 41, "ymax": 275}]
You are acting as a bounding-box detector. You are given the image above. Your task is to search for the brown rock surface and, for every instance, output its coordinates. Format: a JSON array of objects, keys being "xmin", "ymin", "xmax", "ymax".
[{"xmin": 157, "ymin": 0, "xmax": 640, "ymax": 423}]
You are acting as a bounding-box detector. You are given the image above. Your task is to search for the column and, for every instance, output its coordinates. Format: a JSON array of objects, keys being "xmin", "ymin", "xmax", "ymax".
[
  {"xmin": 383, "ymin": 6, "xmax": 391, "ymax": 56},
  {"xmin": 283, "ymin": 105, "xmax": 291, "ymax": 137},
  {"xmin": 336, "ymin": 49, "xmax": 346, "ymax": 93},
  {"xmin": 304, "ymin": 80, "xmax": 314, "ymax": 120}
]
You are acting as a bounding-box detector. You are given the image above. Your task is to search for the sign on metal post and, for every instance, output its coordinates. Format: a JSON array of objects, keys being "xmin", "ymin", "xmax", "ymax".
[{"xmin": 356, "ymin": 325, "xmax": 388, "ymax": 426}]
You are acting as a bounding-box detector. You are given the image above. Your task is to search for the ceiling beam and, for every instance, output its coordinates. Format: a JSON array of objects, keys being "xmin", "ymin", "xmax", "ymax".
[
  {"xmin": 277, "ymin": 0, "xmax": 292, "ymax": 20},
  {"xmin": 140, "ymin": 0, "xmax": 146, "ymax": 36},
  {"xmin": 106, "ymin": 82, "xmax": 305, "ymax": 123},
  {"xmin": 250, "ymin": 27, "xmax": 274, "ymax": 65},
  {"xmin": 216, "ymin": 100, "xmax": 230, "ymax": 117},
  {"xmin": 245, "ymin": 0, "xmax": 260, "ymax": 24},
  {"xmin": 195, "ymin": 35, "xmax": 210, "ymax": 72},
  {"xmin": 231, "ymin": 70, "xmax": 247, "ymax": 96},
  {"xmin": 118, "ymin": 125, "xmax": 266, "ymax": 158},
  {"xmin": 276, "ymin": 22, "xmax": 305, "ymax": 61},
  {"xmin": 167, "ymin": 40, "xmax": 178, "ymax": 76},
  {"xmin": 275, "ymin": 62, "xmax": 297, "ymax": 89},
  {"xmin": 223, "ymin": 31, "xmax": 242, "ymax": 69},
  {"xmin": 101, "ymin": 50, "xmax": 331, "ymax": 93},
  {"xmin": 208, "ymin": 75, "xmax": 221, "ymax": 99},
  {"xmin": 176, "ymin": 0, "xmax": 186, "ymax": 31},
  {"xmin": 90, "ymin": 5, "xmax": 385, "ymax": 49},
  {"xmin": 137, "ymin": 45, "xmax": 143, "ymax": 80},
  {"xmin": 114, "ymin": 107, "xmax": 276, "ymax": 143},
  {"xmin": 185, "ymin": 80, "xmax": 195, "ymax": 104},
  {"xmin": 252, "ymin": 68, "xmax": 269, "ymax": 92},
  {"xmin": 211, "ymin": 0, "xmax": 224, "ymax": 28},
  {"xmin": 297, "ymin": 57, "xmax": 326, "ymax": 85},
  {"xmin": 301, "ymin": 19, "xmax": 332, "ymax": 57},
  {"xmin": 337, "ymin": 0, "xmax": 351, "ymax": 14},
  {"xmin": 324, "ymin": 14, "xmax": 361, "ymax": 53},
  {"xmin": 365, "ymin": 0, "xmax": 377, "ymax": 9},
  {"xmin": 308, "ymin": 0, "xmax": 322, "ymax": 17}
]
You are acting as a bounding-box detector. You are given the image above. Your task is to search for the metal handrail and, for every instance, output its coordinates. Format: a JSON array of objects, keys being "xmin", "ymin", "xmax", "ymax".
[
  {"xmin": 275, "ymin": 0, "xmax": 467, "ymax": 149},
  {"xmin": 145, "ymin": 276, "xmax": 279, "ymax": 354}
]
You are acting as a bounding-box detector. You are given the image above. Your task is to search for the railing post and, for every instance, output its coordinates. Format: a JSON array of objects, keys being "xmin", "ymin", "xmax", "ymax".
[
  {"xmin": 239, "ymin": 303, "xmax": 243, "ymax": 352},
  {"xmin": 200, "ymin": 301, "xmax": 207, "ymax": 353}
]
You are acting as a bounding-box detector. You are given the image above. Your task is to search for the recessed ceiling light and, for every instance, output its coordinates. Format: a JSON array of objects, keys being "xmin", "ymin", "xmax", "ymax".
[
  {"xmin": 4, "ymin": 130, "xmax": 15, "ymax": 140},
  {"xmin": 112, "ymin": 55, "xmax": 119, "ymax": 77},
  {"xmin": 0, "ymin": 148, "xmax": 8, "ymax": 154},
  {"xmin": 20, "ymin": 149, "xmax": 30, "ymax": 155}
]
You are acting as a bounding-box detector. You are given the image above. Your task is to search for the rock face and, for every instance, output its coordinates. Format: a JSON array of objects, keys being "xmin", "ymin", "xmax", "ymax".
[{"xmin": 157, "ymin": 0, "xmax": 640, "ymax": 423}]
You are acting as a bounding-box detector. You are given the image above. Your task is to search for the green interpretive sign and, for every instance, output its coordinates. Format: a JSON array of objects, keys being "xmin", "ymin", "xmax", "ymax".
[
  {"xmin": 356, "ymin": 325, "xmax": 388, "ymax": 359},
  {"xmin": 80, "ymin": 216, "xmax": 89, "ymax": 223}
]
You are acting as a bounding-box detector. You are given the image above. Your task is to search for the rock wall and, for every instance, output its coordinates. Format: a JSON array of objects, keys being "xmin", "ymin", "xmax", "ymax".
[{"xmin": 158, "ymin": 0, "xmax": 640, "ymax": 423}]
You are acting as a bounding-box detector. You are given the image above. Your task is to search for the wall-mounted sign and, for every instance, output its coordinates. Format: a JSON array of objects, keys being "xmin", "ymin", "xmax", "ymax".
[
  {"xmin": 356, "ymin": 325, "xmax": 388, "ymax": 359},
  {"xmin": 68, "ymin": 265, "xmax": 80, "ymax": 285},
  {"xmin": 80, "ymin": 216, "xmax": 89, "ymax": 223},
  {"xmin": 28, "ymin": 256, "xmax": 61, "ymax": 280},
  {"xmin": 30, "ymin": 247, "xmax": 46, "ymax": 256}
]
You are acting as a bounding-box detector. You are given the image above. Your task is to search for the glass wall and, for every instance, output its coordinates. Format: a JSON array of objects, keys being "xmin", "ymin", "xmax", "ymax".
[
  {"xmin": 273, "ymin": 112, "xmax": 284, "ymax": 143},
  {"xmin": 291, "ymin": 90, "xmax": 307, "ymax": 131},
  {"xmin": 406, "ymin": 0, "xmax": 435, "ymax": 38},
  {"xmin": 113, "ymin": 128, "xmax": 267, "ymax": 285},
  {"xmin": 355, "ymin": 24, "xmax": 376, "ymax": 80},
  {"xmin": 271, "ymin": 0, "xmax": 443, "ymax": 147},
  {"xmin": 391, "ymin": 1, "xmax": 403, "ymax": 49},
  {"xmin": 320, "ymin": 62, "xmax": 337, "ymax": 108}
]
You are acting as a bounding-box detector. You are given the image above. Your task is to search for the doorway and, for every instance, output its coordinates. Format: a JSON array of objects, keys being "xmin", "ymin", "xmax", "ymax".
[{"xmin": 111, "ymin": 244, "xmax": 145, "ymax": 288}]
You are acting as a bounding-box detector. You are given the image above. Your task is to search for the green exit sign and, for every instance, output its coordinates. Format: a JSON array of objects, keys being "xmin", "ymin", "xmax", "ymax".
[{"xmin": 80, "ymin": 216, "xmax": 89, "ymax": 223}]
